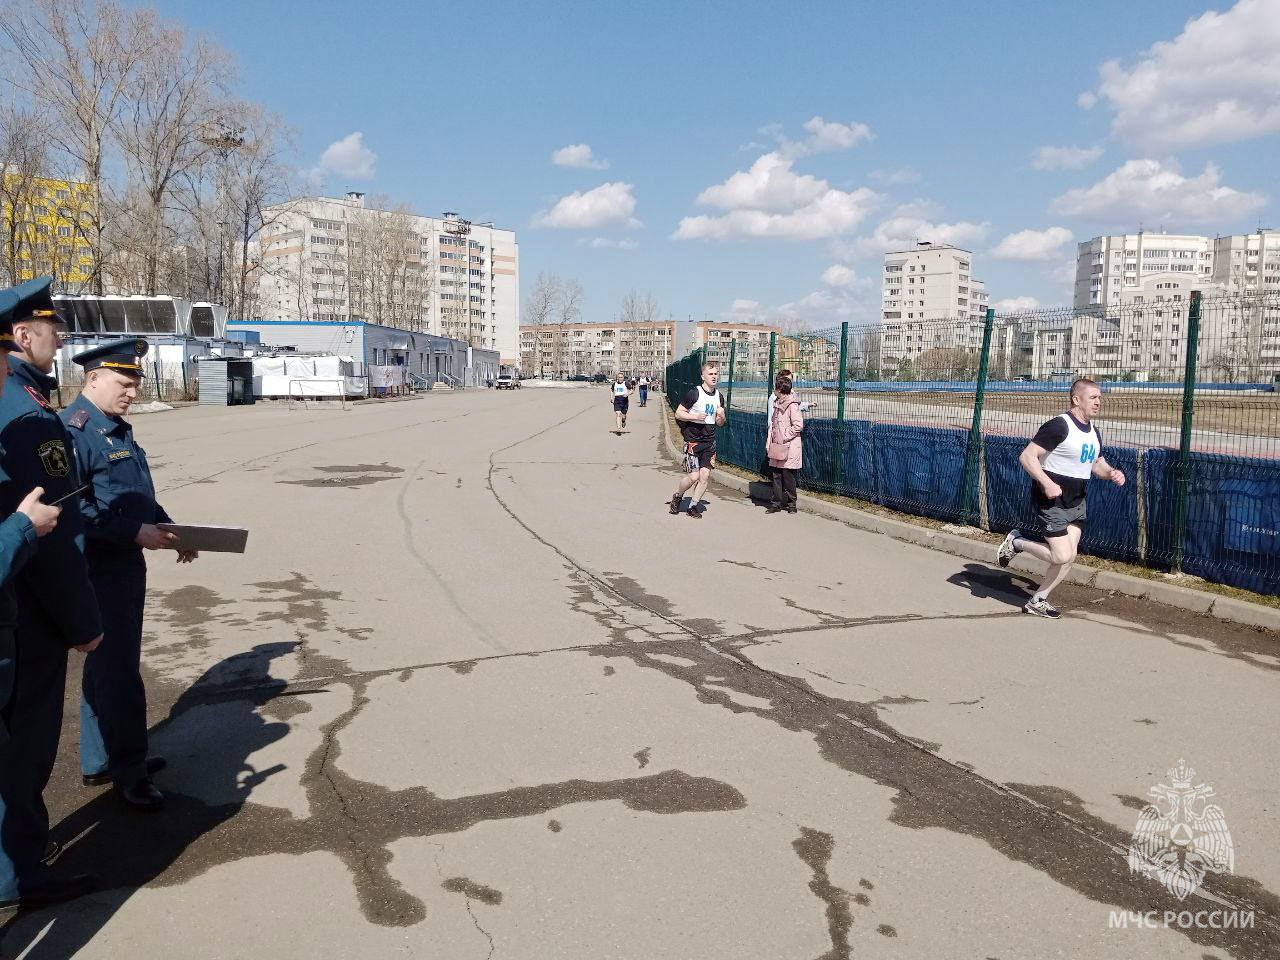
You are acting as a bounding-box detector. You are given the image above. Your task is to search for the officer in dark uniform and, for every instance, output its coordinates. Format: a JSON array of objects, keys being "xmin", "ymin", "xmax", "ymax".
[
  {"xmin": 0, "ymin": 276, "xmax": 102, "ymax": 909},
  {"xmin": 63, "ymin": 338, "xmax": 196, "ymax": 811}
]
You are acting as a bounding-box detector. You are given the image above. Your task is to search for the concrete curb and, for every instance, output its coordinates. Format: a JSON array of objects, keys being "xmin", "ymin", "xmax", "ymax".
[{"xmin": 659, "ymin": 404, "xmax": 1279, "ymax": 633}]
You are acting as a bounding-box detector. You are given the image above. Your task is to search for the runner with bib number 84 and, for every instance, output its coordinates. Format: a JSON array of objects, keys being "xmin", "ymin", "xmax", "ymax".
[{"xmin": 996, "ymin": 377, "xmax": 1126, "ymax": 619}]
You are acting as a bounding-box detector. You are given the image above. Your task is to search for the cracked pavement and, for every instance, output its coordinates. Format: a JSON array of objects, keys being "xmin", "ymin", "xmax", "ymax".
[{"xmin": 1, "ymin": 387, "xmax": 1277, "ymax": 959}]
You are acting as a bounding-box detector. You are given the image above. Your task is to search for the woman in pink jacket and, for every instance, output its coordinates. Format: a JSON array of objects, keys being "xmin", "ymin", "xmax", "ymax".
[{"xmin": 766, "ymin": 374, "xmax": 803, "ymax": 514}]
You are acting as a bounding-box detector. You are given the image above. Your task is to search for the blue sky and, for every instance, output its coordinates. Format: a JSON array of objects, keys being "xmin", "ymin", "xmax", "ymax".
[{"xmin": 155, "ymin": 0, "xmax": 1279, "ymax": 328}]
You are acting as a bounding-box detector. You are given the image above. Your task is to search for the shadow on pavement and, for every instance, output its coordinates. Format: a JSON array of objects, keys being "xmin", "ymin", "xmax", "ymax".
[
  {"xmin": 947, "ymin": 562, "xmax": 1037, "ymax": 608},
  {"xmin": 0, "ymin": 642, "xmax": 294, "ymax": 959}
]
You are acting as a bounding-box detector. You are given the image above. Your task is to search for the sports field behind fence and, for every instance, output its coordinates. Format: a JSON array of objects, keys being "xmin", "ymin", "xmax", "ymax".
[{"xmin": 666, "ymin": 291, "xmax": 1280, "ymax": 597}]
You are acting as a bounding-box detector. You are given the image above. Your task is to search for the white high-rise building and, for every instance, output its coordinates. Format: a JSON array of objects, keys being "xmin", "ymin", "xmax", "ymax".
[
  {"xmin": 882, "ymin": 242, "xmax": 988, "ymax": 324},
  {"xmin": 1073, "ymin": 232, "xmax": 1214, "ymax": 310},
  {"xmin": 1043, "ymin": 230, "xmax": 1280, "ymax": 380},
  {"xmin": 879, "ymin": 242, "xmax": 993, "ymax": 376},
  {"xmin": 255, "ymin": 192, "xmax": 520, "ymax": 364}
]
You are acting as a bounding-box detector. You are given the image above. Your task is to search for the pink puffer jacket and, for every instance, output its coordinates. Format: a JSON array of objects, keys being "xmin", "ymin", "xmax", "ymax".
[{"xmin": 768, "ymin": 394, "xmax": 803, "ymax": 469}]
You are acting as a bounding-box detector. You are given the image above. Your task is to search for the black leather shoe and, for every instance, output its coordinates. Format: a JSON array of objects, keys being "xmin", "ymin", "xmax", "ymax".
[
  {"xmin": 83, "ymin": 755, "xmax": 167, "ymax": 788},
  {"xmin": 115, "ymin": 778, "xmax": 164, "ymax": 811},
  {"xmin": 765, "ymin": 503, "xmax": 783, "ymax": 514},
  {"xmin": 41, "ymin": 840, "xmax": 61, "ymax": 864},
  {"xmin": 0, "ymin": 873, "xmax": 98, "ymax": 910}
]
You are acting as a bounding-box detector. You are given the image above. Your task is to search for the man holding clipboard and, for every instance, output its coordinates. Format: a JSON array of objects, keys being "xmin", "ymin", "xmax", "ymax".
[{"xmin": 62, "ymin": 338, "xmax": 198, "ymax": 811}]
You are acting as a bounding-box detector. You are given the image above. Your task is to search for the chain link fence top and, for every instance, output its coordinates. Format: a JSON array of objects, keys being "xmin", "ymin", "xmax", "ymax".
[{"xmin": 667, "ymin": 290, "xmax": 1280, "ymax": 597}]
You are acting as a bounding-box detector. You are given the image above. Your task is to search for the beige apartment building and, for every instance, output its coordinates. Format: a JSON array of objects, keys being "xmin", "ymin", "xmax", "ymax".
[
  {"xmin": 520, "ymin": 322, "xmax": 673, "ymax": 378},
  {"xmin": 882, "ymin": 242, "xmax": 989, "ymax": 325},
  {"xmin": 255, "ymin": 192, "xmax": 520, "ymax": 364}
]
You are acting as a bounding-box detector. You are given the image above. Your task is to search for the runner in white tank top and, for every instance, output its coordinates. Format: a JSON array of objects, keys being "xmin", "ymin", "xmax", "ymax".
[{"xmin": 996, "ymin": 378, "xmax": 1127, "ymax": 618}]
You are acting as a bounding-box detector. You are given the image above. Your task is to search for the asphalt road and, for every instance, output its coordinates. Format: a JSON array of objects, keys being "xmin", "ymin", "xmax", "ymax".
[{"xmin": 2, "ymin": 386, "xmax": 1277, "ymax": 959}]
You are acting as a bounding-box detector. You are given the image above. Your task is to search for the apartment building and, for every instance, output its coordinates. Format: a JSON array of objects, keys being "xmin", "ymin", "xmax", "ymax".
[
  {"xmin": 1055, "ymin": 230, "xmax": 1280, "ymax": 380},
  {"xmin": 256, "ymin": 193, "xmax": 519, "ymax": 364},
  {"xmin": 691, "ymin": 321, "xmax": 778, "ymax": 379},
  {"xmin": 0, "ymin": 173, "xmax": 96, "ymax": 290},
  {"xmin": 882, "ymin": 242, "xmax": 989, "ymax": 324},
  {"xmin": 1073, "ymin": 232, "xmax": 1214, "ymax": 310},
  {"xmin": 520, "ymin": 322, "xmax": 673, "ymax": 378}
]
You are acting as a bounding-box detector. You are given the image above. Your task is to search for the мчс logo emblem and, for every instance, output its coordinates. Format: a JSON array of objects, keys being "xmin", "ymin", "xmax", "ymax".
[
  {"xmin": 37, "ymin": 440, "xmax": 70, "ymax": 477},
  {"xmin": 1128, "ymin": 760, "xmax": 1233, "ymax": 900}
]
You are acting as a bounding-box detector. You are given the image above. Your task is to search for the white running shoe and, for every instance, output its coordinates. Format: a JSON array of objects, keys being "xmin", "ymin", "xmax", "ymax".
[
  {"xmin": 997, "ymin": 528, "xmax": 1020, "ymax": 568},
  {"xmin": 1023, "ymin": 596, "xmax": 1060, "ymax": 619}
]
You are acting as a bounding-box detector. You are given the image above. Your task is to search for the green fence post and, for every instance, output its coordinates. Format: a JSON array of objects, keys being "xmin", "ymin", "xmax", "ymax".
[
  {"xmin": 725, "ymin": 338, "xmax": 736, "ymax": 414},
  {"xmin": 961, "ymin": 308, "xmax": 995, "ymax": 526},
  {"xmin": 833, "ymin": 322, "xmax": 848, "ymax": 489},
  {"xmin": 766, "ymin": 331, "xmax": 776, "ymax": 399},
  {"xmin": 1172, "ymin": 290, "xmax": 1202, "ymax": 574}
]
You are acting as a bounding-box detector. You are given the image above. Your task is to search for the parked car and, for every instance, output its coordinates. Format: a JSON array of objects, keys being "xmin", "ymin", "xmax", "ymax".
[{"xmin": 496, "ymin": 373, "xmax": 520, "ymax": 390}]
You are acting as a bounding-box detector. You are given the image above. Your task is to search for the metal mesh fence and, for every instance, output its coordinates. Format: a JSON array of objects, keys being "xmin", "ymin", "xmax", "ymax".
[{"xmin": 668, "ymin": 291, "xmax": 1280, "ymax": 597}]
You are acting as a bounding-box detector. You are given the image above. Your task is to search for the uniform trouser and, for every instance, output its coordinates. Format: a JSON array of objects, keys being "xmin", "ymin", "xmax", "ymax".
[
  {"xmin": 80, "ymin": 562, "xmax": 148, "ymax": 785},
  {"xmin": 0, "ymin": 625, "xmax": 68, "ymax": 899}
]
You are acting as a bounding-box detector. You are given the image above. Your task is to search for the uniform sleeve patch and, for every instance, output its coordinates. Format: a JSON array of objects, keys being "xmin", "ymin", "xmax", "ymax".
[
  {"xmin": 107, "ymin": 449, "xmax": 132, "ymax": 461},
  {"xmin": 67, "ymin": 409, "xmax": 90, "ymax": 429},
  {"xmin": 37, "ymin": 440, "xmax": 70, "ymax": 477}
]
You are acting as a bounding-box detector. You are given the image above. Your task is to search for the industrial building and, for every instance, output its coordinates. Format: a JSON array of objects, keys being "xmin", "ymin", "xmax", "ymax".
[{"xmin": 227, "ymin": 319, "xmax": 500, "ymax": 389}]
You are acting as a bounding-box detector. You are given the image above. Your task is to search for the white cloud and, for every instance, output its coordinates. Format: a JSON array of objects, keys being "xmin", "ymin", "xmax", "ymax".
[
  {"xmin": 821, "ymin": 264, "xmax": 857, "ymax": 287},
  {"xmin": 1077, "ymin": 91, "xmax": 1098, "ymax": 110},
  {"xmin": 753, "ymin": 116, "xmax": 873, "ymax": 159},
  {"xmin": 552, "ymin": 143, "xmax": 608, "ymax": 169},
  {"xmin": 729, "ymin": 298, "xmax": 760, "ymax": 312},
  {"xmin": 991, "ymin": 227, "xmax": 1073, "ymax": 262},
  {"xmin": 675, "ymin": 188, "xmax": 879, "ymax": 241},
  {"xmin": 696, "ymin": 153, "xmax": 829, "ymax": 212},
  {"xmin": 536, "ymin": 182, "xmax": 640, "ymax": 229},
  {"xmin": 675, "ymin": 152, "xmax": 879, "ymax": 241},
  {"xmin": 1051, "ymin": 159, "xmax": 1267, "ymax": 224},
  {"xmin": 1086, "ymin": 0, "xmax": 1280, "ymax": 150},
  {"xmin": 870, "ymin": 167, "xmax": 922, "ymax": 186},
  {"xmin": 843, "ymin": 215, "xmax": 990, "ymax": 258},
  {"xmin": 1031, "ymin": 145, "xmax": 1103, "ymax": 171},
  {"xmin": 994, "ymin": 296, "xmax": 1041, "ymax": 313},
  {"xmin": 786, "ymin": 116, "xmax": 873, "ymax": 157},
  {"xmin": 586, "ymin": 237, "xmax": 637, "ymax": 249},
  {"xmin": 315, "ymin": 132, "xmax": 376, "ymax": 180}
]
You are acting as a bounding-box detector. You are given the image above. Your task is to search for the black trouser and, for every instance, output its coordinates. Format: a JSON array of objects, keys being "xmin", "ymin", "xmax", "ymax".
[{"xmin": 771, "ymin": 467, "xmax": 798, "ymax": 508}]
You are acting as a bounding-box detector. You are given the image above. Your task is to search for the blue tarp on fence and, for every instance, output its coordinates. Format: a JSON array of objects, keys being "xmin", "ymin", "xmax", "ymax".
[
  {"xmin": 1144, "ymin": 448, "xmax": 1280, "ymax": 595},
  {"xmin": 714, "ymin": 407, "xmax": 1280, "ymax": 597}
]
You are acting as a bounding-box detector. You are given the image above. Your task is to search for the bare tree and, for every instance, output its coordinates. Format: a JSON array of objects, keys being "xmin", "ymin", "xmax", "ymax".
[
  {"xmin": 523, "ymin": 271, "xmax": 560, "ymax": 377},
  {"xmin": 113, "ymin": 17, "xmax": 231, "ymax": 295},
  {"xmin": 0, "ymin": 0, "xmax": 153, "ymax": 293},
  {"xmin": 555, "ymin": 277, "xmax": 583, "ymax": 377},
  {"xmin": 345, "ymin": 196, "xmax": 431, "ymax": 331},
  {"xmin": 618, "ymin": 287, "xmax": 660, "ymax": 376},
  {"xmin": 0, "ymin": 101, "xmax": 47, "ymax": 285}
]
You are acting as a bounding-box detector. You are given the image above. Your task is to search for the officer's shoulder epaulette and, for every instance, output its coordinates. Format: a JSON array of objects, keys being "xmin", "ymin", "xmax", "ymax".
[{"xmin": 66, "ymin": 408, "xmax": 90, "ymax": 430}]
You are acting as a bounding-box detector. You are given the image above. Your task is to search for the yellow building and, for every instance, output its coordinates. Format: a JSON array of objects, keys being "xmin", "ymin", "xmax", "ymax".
[{"xmin": 0, "ymin": 174, "xmax": 96, "ymax": 290}]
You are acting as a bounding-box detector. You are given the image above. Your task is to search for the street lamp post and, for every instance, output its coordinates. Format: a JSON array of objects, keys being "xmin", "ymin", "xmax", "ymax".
[
  {"xmin": 198, "ymin": 123, "xmax": 245, "ymax": 308},
  {"xmin": 443, "ymin": 211, "xmax": 472, "ymax": 348}
]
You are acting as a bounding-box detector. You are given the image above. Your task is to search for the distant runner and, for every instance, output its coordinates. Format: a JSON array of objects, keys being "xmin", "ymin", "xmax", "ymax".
[
  {"xmin": 611, "ymin": 372, "xmax": 633, "ymax": 433},
  {"xmin": 669, "ymin": 361, "xmax": 725, "ymax": 520},
  {"xmin": 637, "ymin": 374, "xmax": 649, "ymax": 407},
  {"xmin": 997, "ymin": 377, "xmax": 1126, "ymax": 618}
]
